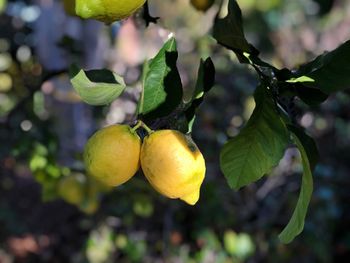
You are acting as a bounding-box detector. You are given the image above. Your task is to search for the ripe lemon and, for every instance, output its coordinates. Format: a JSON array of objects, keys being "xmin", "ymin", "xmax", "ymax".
[
  {"xmin": 84, "ymin": 125, "xmax": 141, "ymax": 187},
  {"xmin": 58, "ymin": 174, "xmax": 85, "ymax": 205},
  {"xmin": 68, "ymin": 0, "xmax": 146, "ymax": 24},
  {"xmin": 190, "ymin": 0, "xmax": 214, "ymax": 12},
  {"xmin": 141, "ymin": 130, "xmax": 206, "ymax": 205}
]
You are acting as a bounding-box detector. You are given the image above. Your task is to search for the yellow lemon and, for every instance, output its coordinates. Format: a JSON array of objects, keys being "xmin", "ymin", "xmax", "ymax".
[
  {"xmin": 84, "ymin": 125, "xmax": 141, "ymax": 187},
  {"xmin": 141, "ymin": 130, "xmax": 206, "ymax": 205},
  {"xmin": 58, "ymin": 174, "xmax": 85, "ymax": 205},
  {"xmin": 190, "ymin": 0, "xmax": 214, "ymax": 12},
  {"xmin": 67, "ymin": 0, "xmax": 146, "ymax": 24}
]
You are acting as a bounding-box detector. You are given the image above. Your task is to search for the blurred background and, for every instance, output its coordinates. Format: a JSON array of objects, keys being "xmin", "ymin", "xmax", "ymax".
[{"xmin": 1, "ymin": 0, "xmax": 350, "ymax": 262}]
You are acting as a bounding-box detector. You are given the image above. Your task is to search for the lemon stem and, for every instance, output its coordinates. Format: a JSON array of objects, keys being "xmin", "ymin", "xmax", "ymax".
[
  {"xmin": 131, "ymin": 120, "xmax": 153, "ymax": 134},
  {"xmin": 131, "ymin": 120, "xmax": 143, "ymax": 132},
  {"xmin": 140, "ymin": 121, "xmax": 154, "ymax": 135}
]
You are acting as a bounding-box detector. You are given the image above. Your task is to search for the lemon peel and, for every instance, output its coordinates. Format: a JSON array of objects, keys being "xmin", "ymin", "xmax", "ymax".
[
  {"xmin": 65, "ymin": 0, "xmax": 146, "ymax": 24},
  {"xmin": 84, "ymin": 125, "xmax": 141, "ymax": 187},
  {"xmin": 141, "ymin": 130, "xmax": 206, "ymax": 205}
]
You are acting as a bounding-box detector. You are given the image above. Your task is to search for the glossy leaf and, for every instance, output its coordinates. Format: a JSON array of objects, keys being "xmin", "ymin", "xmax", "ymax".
[
  {"xmin": 293, "ymin": 40, "xmax": 350, "ymax": 93},
  {"xmin": 294, "ymin": 84, "xmax": 328, "ymax": 106},
  {"xmin": 220, "ymin": 85, "xmax": 289, "ymax": 190},
  {"xmin": 70, "ymin": 65, "xmax": 126, "ymax": 106},
  {"xmin": 138, "ymin": 37, "xmax": 183, "ymax": 120},
  {"xmin": 279, "ymin": 125, "xmax": 318, "ymax": 243},
  {"xmin": 185, "ymin": 58, "xmax": 215, "ymax": 133},
  {"xmin": 213, "ymin": 0, "xmax": 252, "ymax": 62}
]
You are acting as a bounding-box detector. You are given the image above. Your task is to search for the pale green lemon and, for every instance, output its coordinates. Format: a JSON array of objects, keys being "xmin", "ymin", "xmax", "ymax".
[
  {"xmin": 65, "ymin": 0, "xmax": 146, "ymax": 24},
  {"xmin": 84, "ymin": 125, "xmax": 141, "ymax": 187},
  {"xmin": 141, "ymin": 130, "xmax": 206, "ymax": 205}
]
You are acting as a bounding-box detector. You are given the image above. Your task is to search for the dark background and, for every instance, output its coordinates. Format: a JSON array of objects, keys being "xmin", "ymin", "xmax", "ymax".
[{"xmin": 1, "ymin": 0, "xmax": 350, "ymax": 262}]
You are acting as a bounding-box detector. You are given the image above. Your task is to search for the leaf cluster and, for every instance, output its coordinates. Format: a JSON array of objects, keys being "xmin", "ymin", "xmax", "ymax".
[
  {"xmin": 69, "ymin": 0, "xmax": 350, "ymax": 244},
  {"xmin": 215, "ymin": 0, "xmax": 350, "ymax": 243},
  {"xmin": 70, "ymin": 37, "xmax": 215, "ymax": 134}
]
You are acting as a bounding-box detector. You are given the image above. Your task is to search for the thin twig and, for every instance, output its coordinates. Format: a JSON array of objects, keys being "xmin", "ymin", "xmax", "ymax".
[{"xmin": 142, "ymin": 1, "xmax": 159, "ymax": 27}]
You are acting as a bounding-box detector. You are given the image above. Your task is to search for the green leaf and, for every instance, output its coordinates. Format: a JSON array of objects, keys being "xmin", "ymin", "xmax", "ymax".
[
  {"xmin": 213, "ymin": 0, "xmax": 252, "ymax": 62},
  {"xmin": 286, "ymin": 76, "xmax": 315, "ymax": 83},
  {"xmin": 138, "ymin": 37, "xmax": 183, "ymax": 120},
  {"xmin": 185, "ymin": 58, "xmax": 215, "ymax": 133},
  {"xmin": 294, "ymin": 84, "xmax": 328, "ymax": 106},
  {"xmin": 293, "ymin": 40, "xmax": 350, "ymax": 93},
  {"xmin": 70, "ymin": 65, "xmax": 126, "ymax": 106},
  {"xmin": 192, "ymin": 58, "xmax": 215, "ymax": 98},
  {"xmin": 279, "ymin": 125, "xmax": 318, "ymax": 243},
  {"xmin": 220, "ymin": 85, "xmax": 289, "ymax": 189},
  {"xmin": 212, "ymin": 0, "xmax": 284, "ymax": 78}
]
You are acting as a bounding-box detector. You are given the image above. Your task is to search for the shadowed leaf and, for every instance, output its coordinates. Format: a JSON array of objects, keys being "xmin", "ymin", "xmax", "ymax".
[{"xmin": 220, "ymin": 85, "xmax": 289, "ymax": 189}]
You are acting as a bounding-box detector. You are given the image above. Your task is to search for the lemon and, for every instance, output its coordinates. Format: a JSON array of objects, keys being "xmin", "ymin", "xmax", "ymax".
[
  {"xmin": 84, "ymin": 125, "xmax": 141, "ymax": 187},
  {"xmin": 141, "ymin": 130, "xmax": 206, "ymax": 205},
  {"xmin": 67, "ymin": 0, "xmax": 146, "ymax": 24},
  {"xmin": 58, "ymin": 174, "xmax": 85, "ymax": 205},
  {"xmin": 190, "ymin": 0, "xmax": 214, "ymax": 12}
]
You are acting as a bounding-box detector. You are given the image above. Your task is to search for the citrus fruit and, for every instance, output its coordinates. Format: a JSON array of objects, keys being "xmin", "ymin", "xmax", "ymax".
[
  {"xmin": 84, "ymin": 125, "xmax": 141, "ymax": 187},
  {"xmin": 67, "ymin": 0, "xmax": 146, "ymax": 24},
  {"xmin": 58, "ymin": 174, "xmax": 85, "ymax": 205},
  {"xmin": 140, "ymin": 130, "xmax": 206, "ymax": 205},
  {"xmin": 190, "ymin": 0, "xmax": 215, "ymax": 12}
]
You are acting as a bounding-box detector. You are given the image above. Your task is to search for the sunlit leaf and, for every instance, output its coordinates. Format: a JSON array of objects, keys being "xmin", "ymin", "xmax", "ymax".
[
  {"xmin": 138, "ymin": 37, "xmax": 183, "ymax": 120},
  {"xmin": 286, "ymin": 76, "xmax": 315, "ymax": 83},
  {"xmin": 70, "ymin": 65, "xmax": 126, "ymax": 106}
]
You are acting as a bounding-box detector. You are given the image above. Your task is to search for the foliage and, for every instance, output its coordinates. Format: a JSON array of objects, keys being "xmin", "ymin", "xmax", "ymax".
[
  {"xmin": 70, "ymin": 66, "xmax": 126, "ymax": 106},
  {"xmin": 1, "ymin": 0, "xmax": 350, "ymax": 262},
  {"xmin": 278, "ymin": 125, "xmax": 317, "ymax": 243},
  {"xmin": 220, "ymin": 85, "xmax": 289, "ymax": 189},
  {"xmin": 138, "ymin": 37, "xmax": 183, "ymax": 120},
  {"xmin": 213, "ymin": 0, "xmax": 350, "ymax": 243},
  {"xmin": 69, "ymin": 0, "xmax": 350, "ymax": 245},
  {"xmin": 291, "ymin": 40, "xmax": 350, "ymax": 93}
]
